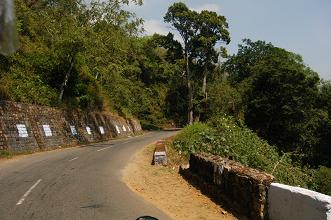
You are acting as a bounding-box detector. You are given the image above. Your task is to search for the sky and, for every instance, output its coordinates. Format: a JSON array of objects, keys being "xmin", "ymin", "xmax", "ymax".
[{"xmin": 126, "ymin": 0, "xmax": 331, "ymax": 80}]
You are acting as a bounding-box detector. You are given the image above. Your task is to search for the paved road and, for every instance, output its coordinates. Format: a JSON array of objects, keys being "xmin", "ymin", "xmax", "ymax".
[{"xmin": 0, "ymin": 131, "xmax": 177, "ymax": 220}]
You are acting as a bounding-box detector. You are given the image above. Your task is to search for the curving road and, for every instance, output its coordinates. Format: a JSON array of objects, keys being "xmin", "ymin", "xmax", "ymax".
[{"xmin": 0, "ymin": 131, "xmax": 177, "ymax": 220}]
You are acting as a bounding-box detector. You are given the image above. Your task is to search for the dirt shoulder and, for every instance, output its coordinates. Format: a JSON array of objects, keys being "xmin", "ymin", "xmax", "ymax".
[{"xmin": 122, "ymin": 142, "xmax": 237, "ymax": 220}]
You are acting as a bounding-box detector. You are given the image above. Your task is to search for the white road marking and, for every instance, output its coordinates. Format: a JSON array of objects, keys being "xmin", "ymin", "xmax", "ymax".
[
  {"xmin": 123, "ymin": 141, "xmax": 131, "ymax": 144},
  {"xmin": 16, "ymin": 179, "xmax": 42, "ymax": 205},
  {"xmin": 97, "ymin": 146, "xmax": 112, "ymax": 152},
  {"xmin": 69, "ymin": 157, "xmax": 78, "ymax": 161}
]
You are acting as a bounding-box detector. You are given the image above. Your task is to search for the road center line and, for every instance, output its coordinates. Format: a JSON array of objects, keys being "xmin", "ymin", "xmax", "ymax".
[
  {"xmin": 69, "ymin": 157, "xmax": 78, "ymax": 161},
  {"xmin": 122, "ymin": 141, "xmax": 131, "ymax": 144},
  {"xmin": 97, "ymin": 146, "xmax": 112, "ymax": 152},
  {"xmin": 16, "ymin": 179, "xmax": 42, "ymax": 205}
]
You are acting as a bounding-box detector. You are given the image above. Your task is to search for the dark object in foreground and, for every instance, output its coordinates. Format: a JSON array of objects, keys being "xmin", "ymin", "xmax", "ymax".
[
  {"xmin": 0, "ymin": 0, "xmax": 18, "ymax": 55},
  {"xmin": 136, "ymin": 216, "xmax": 158, "ymax": 220}
]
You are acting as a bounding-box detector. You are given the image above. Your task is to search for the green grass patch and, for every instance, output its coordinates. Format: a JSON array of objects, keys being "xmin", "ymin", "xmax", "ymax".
[{"xmin": 0, "ymin": 150, "xmax": 15, "ymax": 159}]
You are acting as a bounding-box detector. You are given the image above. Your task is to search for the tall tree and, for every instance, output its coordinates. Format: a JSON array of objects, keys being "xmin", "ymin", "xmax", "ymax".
[
  {"xmin": 193, "ymin": 10, "xmax": 230, "ymax": 120},
  {"xmin": 164, "ymin": 2, "xmax": 198, "ymax": 124},
  {"xmin": 164, "ymin": 3, "xmax": 230, "ymax": 124}
]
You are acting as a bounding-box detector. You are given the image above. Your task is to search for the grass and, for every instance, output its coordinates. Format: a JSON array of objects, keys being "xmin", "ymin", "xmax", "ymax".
[{"xmin": 0, "ymin": 150, "xmax": 15, "ymax": 159}]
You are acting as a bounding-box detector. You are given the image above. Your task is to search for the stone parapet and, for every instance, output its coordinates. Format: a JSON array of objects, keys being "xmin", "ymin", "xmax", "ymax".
[{"xmin": 183, "ymin": 153, "xmax": 275, "ymax": 220}]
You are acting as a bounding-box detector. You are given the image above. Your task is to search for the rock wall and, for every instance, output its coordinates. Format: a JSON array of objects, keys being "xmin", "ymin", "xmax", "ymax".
[
  {"xmin": 182, "ymin": 153, "xmax": 275, "ymax": 220},
  {"xmin": 0, "ymin": 101, "xmax": 142, "ymax": 151},
  {"xmin": 268, "ymin": 183, "xmax": 331, "ymax": 220}
]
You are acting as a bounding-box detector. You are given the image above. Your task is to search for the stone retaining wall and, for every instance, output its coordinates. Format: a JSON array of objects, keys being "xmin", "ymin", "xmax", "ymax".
[
  {"xmin": 0, "ymin": 100, "xmax": 142, "ymax": 151},
  {"xmin": 182, "ymin": 153, "xmax": 275, "ymax": 220}
]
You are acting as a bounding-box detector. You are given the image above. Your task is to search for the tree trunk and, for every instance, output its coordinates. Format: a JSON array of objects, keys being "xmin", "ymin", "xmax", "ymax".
[
  {"xmin": 188, "ymin": 78, "xmax": 194, "ymax": 124},
  {"xmin": 202, "ymin": 66, "xmax": 207, "ymax": 100},
  {"xmin": 186, "ymin": 49, "xmax": 194, "ymax": 125},
  {"xmin": 58, "ymin": 57, "xmax": 74, "ymax": 104},
  {"xmin": 196, "ymin": 66, "xmax": 208, "ymax": 122}
]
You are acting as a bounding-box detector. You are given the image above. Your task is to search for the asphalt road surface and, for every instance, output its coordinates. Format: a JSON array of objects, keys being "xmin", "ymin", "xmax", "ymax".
[{"xmin": 0, "ymin": 131, "xmax": 178, "ymax": 220}]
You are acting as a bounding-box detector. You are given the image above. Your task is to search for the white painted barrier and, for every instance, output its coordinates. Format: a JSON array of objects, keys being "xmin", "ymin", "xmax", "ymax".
[{"xmin": 268, "ymin": 183, "xmax": 331, "ymax": 220}]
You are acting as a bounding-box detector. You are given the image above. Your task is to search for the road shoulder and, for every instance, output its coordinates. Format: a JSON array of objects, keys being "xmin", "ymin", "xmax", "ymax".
[{"xmin": 122, "ymin": 142, "xmax": 237, "ymax": 220}]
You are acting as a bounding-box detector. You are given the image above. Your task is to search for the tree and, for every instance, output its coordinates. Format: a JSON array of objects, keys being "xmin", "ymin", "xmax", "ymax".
[
  {"xmin": 224, "ymin": 40, "xmax": 323, "ymax": 161},
  {"xmin": 164, "ymin": 2, "xmax": 230, "ymax": 124},
  {"xmin": 164, "ymin": 2, "xmax": 199, "ymax": 124},
  {"xmin": 192, "ymin": 10, "xmax": 230, "ymax": 120},
  {"xmin": 314, "ymin": 81, "xmax": 331, "ymax": 166},
  {"xmin": 223, "ymin": 39, "xmax": 274, "ymax": 85}
]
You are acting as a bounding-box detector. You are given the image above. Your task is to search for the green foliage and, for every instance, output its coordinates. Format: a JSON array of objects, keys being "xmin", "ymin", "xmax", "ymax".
[
  {"xmin": 223, "ymin": 39, "xmax": 330, "ymax": 167},
  {"xmin": 173, "ymin": 122, "xmax": 211, "ymax": 154},
  {"xmin": 314, "ymin": 166, "xmax": 331, "ymax": 196},
  {"xmin": 140, "ymin": 120, "xmax": 161, "ymax": 130},
  {"xmin": 0, "ymin": 66, "xmax": 57, "ymax": 105},
  {"xmin": 206, "ymin": 80, "xmax": 242, "ymax": 120},
  {"xmin": 173, "ymin": 116, "xmax": 314, "ymax": 189},
  {"xmin": 0, "ymin": 150, "xmax": 14, "ymax": 159},
  {"xmin": 0, "ymin": 0, "xmax": 189, "ymax": 127},
  {"xmin": 164, "ymin": 2, "xmax": 231, "ymax": 124}
]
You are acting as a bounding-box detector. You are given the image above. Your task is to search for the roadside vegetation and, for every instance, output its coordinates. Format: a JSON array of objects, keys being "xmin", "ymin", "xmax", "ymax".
[
  {"xmin": 173, "ymin": 120, "xmax": 315, "ymax": 191},
  {"xmin": 0, "ymin": 1, "xmax": 329, "ymax": 194},
  {"xmin": 173, "ymin": 119, "xmax": 330, "ymax": 195}
]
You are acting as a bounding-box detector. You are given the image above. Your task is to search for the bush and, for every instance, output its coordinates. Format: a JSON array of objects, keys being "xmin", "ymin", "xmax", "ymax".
[
  {"xmin": 140, "ymin": 120, "xmax": 161, "ymax": 130},
  {"xmin": 172, "ymin": 122, "xmax": 211, "ymax": 155},
  {"xmin": 173, "ymin": 115, "xmax": 314, "ymax": 188},
  {"xmin": 0, "ymin": 68, "xmax": 58, "ymax": 106},
  {"xmin": 0, "ymin": 150, "xmax": 15, "ymax": 159},
  {"xmin": 314, "ymin": 166, "xmax": 331, "ymax": 195}
]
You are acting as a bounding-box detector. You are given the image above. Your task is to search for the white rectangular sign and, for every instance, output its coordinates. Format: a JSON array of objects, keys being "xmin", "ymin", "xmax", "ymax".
[
  {"xmin": 16, "ymin": 124, "xmax": 28, "ymax": 137},
  {"xmin": 86, "ymin": 126, "xmax": 92, "ymax": 135},
  {"xmin": 70, "ymin": 125, "xmax": 78, "ymax": 135},
  {"xmin": 42, "ymin": 125, "xmax": 52, "ymax": 137},
  {"xmin": 115, "ymin": 125, "xmax": 121, "ymax": 134},
  {"xmin": 99, "ymin": 126, "xmax": 105, "ymax": 134}
]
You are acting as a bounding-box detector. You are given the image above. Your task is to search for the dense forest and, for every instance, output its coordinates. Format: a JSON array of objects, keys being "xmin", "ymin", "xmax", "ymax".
[{"xmin": 0, "ymin": 1, "xmax": 330, "ymax": 194}]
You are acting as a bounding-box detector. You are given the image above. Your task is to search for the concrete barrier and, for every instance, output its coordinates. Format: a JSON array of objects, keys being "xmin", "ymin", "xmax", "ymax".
[
  {"xmin": 153, "ymin": 140, "xmax": 167, "ymax": 166},
  {"xmin": 268, "ymin": 183, "xmax": 331, "ymax": 220}
]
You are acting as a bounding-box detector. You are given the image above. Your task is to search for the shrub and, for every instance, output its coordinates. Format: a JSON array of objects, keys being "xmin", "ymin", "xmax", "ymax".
[
  {"xmin": 173, "ymin": 115, "xmax": 314, "ymax": 188},
  {"xmin": 314, "ymin": 166, "xmax": 331, "ymax": 195},
  {"xmin": 172, "ymin": 122, "xmax": 211, "ymax": 155},
  {"xmin": 140, "ymin": 120, "xmax": 161, "ymax": 130}
]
